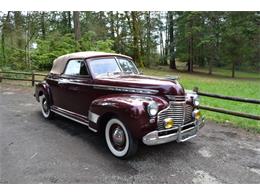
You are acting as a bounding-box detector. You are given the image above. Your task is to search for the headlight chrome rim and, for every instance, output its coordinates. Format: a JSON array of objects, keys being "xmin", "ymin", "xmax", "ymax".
[{"xmin": 147, "ymin": 101, "xmax": 159, "ymax": 117}]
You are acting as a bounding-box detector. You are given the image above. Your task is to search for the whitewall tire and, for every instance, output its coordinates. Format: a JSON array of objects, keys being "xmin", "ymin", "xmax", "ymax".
[
  {"xmin": 40, "ymin": 94, "xmax": 53, "ymax": 119},
  {"xmin": 105, "ymin": 118, "xmax": 138, "ymax": 158}
]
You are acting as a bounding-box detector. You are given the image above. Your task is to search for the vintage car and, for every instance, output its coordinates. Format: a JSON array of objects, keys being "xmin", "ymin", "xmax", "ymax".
[{"xmin": 35, "ymin": 51, "xmax": 205, "ymax": 158}]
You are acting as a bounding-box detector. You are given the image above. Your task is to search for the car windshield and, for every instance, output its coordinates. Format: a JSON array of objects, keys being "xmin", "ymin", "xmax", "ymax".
[{"xmin": 88, "ymin": 57, "xmax": 139, "ymax": 78}]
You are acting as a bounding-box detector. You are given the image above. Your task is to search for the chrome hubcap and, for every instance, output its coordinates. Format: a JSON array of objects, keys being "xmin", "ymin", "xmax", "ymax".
[{"xmin": 111, "ymin": 126, "xmax": 126, "ymax": 148}]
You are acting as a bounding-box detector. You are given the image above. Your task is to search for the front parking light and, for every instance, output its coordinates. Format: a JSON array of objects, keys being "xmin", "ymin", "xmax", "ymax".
[
  {"xmin": 164, "ymin": 118, "xmax": 174, "ymax": 129},
  {"xmin": 192, "ymin": 109, "xmax": 201, "ymax": 120}
]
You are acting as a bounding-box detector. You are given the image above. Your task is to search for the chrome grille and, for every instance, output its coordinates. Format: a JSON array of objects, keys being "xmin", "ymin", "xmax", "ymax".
[
  {"xmin": 157, "ymin": 101, "xmax": 193, "ymax": 130},
  {"xmin": 166, "ymin": 95, "xmax": 186, "ymax": 102},
  {"xmin": 184, "ymin": 104, "xmax": 193, "ymax": 123}
]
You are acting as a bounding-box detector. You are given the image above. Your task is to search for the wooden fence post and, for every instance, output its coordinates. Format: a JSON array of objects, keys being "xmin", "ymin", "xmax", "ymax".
[
  {"xmin": 193, "ymin": 86, "xmax": 198, "ymax": 93},
  {"xmin": 32, "ymin": 71, "xmax": 35, "ymax": 86}
]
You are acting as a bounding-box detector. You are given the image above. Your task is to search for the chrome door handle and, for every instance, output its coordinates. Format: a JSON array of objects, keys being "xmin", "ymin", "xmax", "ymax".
[{"xmin": 58, "ymin": 79, "xmax": 68, "ymax": 84}]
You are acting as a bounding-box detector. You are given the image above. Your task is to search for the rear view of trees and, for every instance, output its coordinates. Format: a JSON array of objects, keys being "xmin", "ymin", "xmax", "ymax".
[{"xmin": 0, "ymin": 11, "xmax": 259, "ymax": 77}]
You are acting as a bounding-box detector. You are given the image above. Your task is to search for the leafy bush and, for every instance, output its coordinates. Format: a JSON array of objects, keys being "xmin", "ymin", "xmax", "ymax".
[
  {"xmin": 31, "ymin": 33, "xmax": 79, "ymax": 70},
  {"xmin": 31, "ymin": 32, "xmax": 114, "ymax": 70}
]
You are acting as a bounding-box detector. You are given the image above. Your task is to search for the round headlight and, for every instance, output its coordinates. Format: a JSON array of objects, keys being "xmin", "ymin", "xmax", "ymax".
[
  {"xmin": 147, "ymin": 102, "xmax": 158, "ymax": 116},
  {"xmin": 192, "ymin": 94, "xmax": 199, "ymax": 106},
  {"xmin": 194, "ymin": 99, "xmax": 200, "ymax": 106}
]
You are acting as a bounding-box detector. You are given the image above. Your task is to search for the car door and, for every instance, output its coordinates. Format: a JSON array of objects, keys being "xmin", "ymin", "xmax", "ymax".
[{"xmin": 58, "ymin": 59, "xmax": 93, "ymax": 117}]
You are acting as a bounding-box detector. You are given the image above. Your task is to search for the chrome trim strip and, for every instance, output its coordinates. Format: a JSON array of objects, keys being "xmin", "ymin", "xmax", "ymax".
[
  {"xmin": 47, "ymin": 78, "xmax": 158, "ymax": 94},
  {"xmin": 93, "ymin": 86, "xmax": 157, "ymax": 94},
  {"xmin": 50, "ymin": 107, "xmax": 98, "ymax": 133},
  {"xmin": 52, "ymin": 105, "xmax": 88, "ymax": 120},
  {"xmin": 88, "ymin": 126, "xmax": 98, "ymax": 132},
  {"xmin": 88, "ymin": 111, "xmax": 100, "ymax": 123},
  {"xmin": 47, "ymin": 78, "xmax": 59, "ymax": 82},
  {"xmin": 51, "ymin": 109, "xmax": 89, "ymax": 126}
]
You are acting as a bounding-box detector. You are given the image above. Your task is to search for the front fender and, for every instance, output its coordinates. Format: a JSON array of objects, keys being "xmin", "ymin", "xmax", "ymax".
[{"xmin": 89, "ymin": 94, "xmax": 168, "ymax": 139}]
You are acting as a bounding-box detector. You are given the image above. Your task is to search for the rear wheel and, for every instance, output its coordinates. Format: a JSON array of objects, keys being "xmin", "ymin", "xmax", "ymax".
[
  {"xmin": 105, "ymin": 118, "xmax": 138, "ymax": 159},
  {"xmin": 40, "ymin": 94, "xmax": 54, "ymax": 119}
]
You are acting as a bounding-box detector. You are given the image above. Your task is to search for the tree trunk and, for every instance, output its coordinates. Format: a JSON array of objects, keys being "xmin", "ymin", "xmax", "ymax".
[
  {"xmin": 14, "ymin": 11, "xmax": 23, "ymax": 49},
  {"xmin": 138, "ymin": 13, "xmax": 144, "ymax": 59},
  {"xmin": 1, "ymin": 30, "xmax": 6, "ymax": 66},
  {"xmin": 146, "ymin": 11, "xmax": 151, "ymax": 67},
  {"xmin": 109, "ymin": 12, "xmax": 115, "ymax": 39},
  {"xmin": 191, "ymin": 35, "xmax": 194, "ymax": 72},
  {"xmin": 187, "ymin": 18, "xmax": 194, "ymax": 73},
  {"xmin": 232, "ymin": 63, "xmax": 235, "ymax": 78},
  {"xmin": 1, "ymin": 12, "xmax": 11, "ymax": 66},
  {"xmin": 130, "ymin": 12, "xmax": 144, "ymax": 67},
  {"xmin": 168, "ymin": 11, "xmax": 176, "ymax": 70},
  {"xmin": 40, "ymin": 12, "xmax": 46, "ymax": 39},
  {"xmin": 115, "ymin": 12, "xmax": 121, "ymax": 53},
  {"xmin": 159, "ymin": 28, "xmax": 164, "ymax": 65},
  {"xmin": 68, "ymin": 11, "xmax": 72, "ymax": 33},
  {"xmin": 208, "ymin": 57, "xmax": 212, "ymax": 75},
  {"xmin": 164, "ymin": 12, "xmax": 169, "ymax": 65},
  {"xmin": 73, "ymin": 11, "xmax": 81, "ymax": 41}
]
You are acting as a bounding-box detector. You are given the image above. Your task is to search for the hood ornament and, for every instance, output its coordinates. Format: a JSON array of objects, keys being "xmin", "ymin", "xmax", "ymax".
[{"xmin": 165, "ymin": 75, "xmax": 180, "ymax": 81}]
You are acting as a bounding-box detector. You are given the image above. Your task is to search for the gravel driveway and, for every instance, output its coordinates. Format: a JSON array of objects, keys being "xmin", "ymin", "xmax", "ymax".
[{"xmin": 0, "ymin": 83, "xmax": 259, "ymax": 183}]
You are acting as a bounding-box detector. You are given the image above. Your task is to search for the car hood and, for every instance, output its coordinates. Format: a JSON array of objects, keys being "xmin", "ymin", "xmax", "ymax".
[{"xmin": 94, "ymin": 74, "xmax": 185, "ymax": 96}]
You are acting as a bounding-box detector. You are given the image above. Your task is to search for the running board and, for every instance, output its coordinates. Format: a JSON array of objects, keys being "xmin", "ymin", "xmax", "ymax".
[{"xmin": 50, "ymin": 106, "xmax": 97, "ymax": 132}]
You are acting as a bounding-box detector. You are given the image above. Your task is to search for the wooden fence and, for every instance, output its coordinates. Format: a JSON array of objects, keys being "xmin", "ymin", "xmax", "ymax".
[
  {"xmin": 0, "ymin": 70, "xmax": 47, "ymax": 86},
  {"xmin": 0, "ymin": 70, "xmax": 259, "ymax": 121},
  {"xmin": 193, "ymin": 87, "xmax": 260, "ymax": 120}
]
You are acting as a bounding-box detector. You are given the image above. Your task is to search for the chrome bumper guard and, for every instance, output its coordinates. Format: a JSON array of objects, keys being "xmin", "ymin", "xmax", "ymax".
[{"xmin": 142, "ymin": 117, "xmax": 205, "ymax": 146}]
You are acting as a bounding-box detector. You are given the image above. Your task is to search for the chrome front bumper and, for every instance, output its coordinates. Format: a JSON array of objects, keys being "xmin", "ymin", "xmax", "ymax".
[{"xmin": 142, "ymin": 117, "xmax": 205, "ymax": 146}]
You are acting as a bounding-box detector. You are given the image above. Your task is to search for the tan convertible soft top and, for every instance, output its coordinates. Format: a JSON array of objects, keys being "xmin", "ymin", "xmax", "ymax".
[{"xmin": 50, "ymin": 51, "xmax": 132, "ymax": 75}]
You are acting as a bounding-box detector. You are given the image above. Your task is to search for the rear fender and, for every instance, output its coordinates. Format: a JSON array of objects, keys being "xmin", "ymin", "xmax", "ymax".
[{"xmin": 35, "ymin": 81, "xmax": 53, "ymax": 105}]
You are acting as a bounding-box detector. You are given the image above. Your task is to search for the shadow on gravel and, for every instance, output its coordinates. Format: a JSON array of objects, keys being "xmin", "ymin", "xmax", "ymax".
[{"xmin": 36, "ymin": 111, "xmax": 196, "ymax": 162}]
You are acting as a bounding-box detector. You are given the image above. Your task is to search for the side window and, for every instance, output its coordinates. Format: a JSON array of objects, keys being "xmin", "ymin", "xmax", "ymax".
[{"xmin": 64, "ymin": 60, "xmax": 89, "ymax": 76}]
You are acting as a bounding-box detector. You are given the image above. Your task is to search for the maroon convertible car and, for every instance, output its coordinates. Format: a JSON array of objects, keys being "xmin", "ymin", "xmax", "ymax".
[{"xmin": 35, "ymin": 51, "xmax": 205, "ymax": 158}]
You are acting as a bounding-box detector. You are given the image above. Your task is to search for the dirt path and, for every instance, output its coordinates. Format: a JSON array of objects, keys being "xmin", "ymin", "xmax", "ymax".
[{"xmin": 0, "ymin": 84, "xmax": 259, "ymax": 183}]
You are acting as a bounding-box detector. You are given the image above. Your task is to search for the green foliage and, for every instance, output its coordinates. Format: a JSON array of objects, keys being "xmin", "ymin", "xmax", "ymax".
[
  {"xmin": 0, "ymin": 11, "xmax": 259, "ymax": 73},
  {"xmin": 220, "ymin": 12, "xmax": 260, "ymax": 71},
  {"xmin": 80, "ymin": 31, "xmax": 114, "ymax": 52},
  {"xmin": 175, "ymin": 11, "xmax": 260, "ymax": 73},
  {"xmin": 31, "ymin": 32, "xmax": 114, "ymax": 70},
  {"xmin": 31, "ymin": 33, "xmax": 79, "ymax": 70}
]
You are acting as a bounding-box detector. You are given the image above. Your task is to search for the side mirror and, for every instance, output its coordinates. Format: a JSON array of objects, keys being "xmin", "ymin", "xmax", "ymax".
[{"xmin": 139, "ymin": 71, "xmax": 144, "ymax": 75}]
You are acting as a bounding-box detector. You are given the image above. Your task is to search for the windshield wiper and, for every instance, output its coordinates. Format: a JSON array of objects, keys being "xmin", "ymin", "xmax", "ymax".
[
  {"xmin": 124, "ymin": 71, "xmax": 134, "ymax": 75},
  {"xmin": 112, "ymin": 71, "xmax": 123, "ymax": 75}
]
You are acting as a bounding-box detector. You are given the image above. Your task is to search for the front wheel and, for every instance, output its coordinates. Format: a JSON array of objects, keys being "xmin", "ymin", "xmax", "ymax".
[
  {"xmin": 40, "ymin": 94, "xmax": 54, "ymax": 119},
  {"xmin": 105, "ymin": 118, "xmax": 138, "ymax": 159}
]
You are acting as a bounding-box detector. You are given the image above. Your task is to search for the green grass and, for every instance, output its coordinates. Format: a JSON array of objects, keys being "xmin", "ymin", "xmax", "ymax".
[
  {"xmin": 140, "ymin": 67, "xmax": 260, "ymax": 133},
  {"xmin": 194, "ymin": 66, "xmax": 260, "ymax": 79}
]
